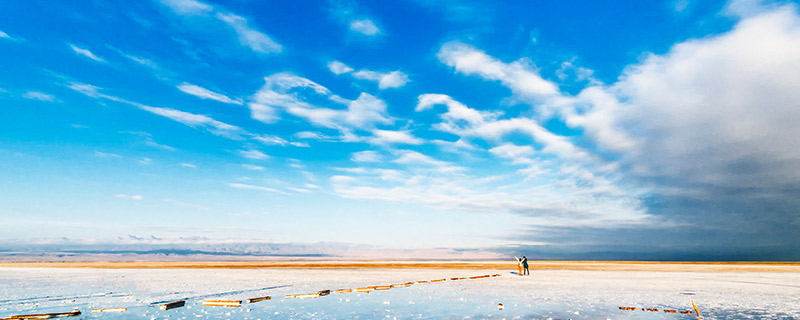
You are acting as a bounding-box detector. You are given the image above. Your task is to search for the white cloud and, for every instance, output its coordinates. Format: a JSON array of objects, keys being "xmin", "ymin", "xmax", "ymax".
[
  {"xmin": 180, "ymin": 162, "xmax": 197, "ymax": 168},
  {"xmin": 68, "ymin": 82, "xmax": 247, "ymax": 140},
  {"xmin": 94, "ymin": 151, "xmax": 121, "ymax": 158},
  {"xmin": 241, "ymin": 164, "xmax": 264, "ymax": 171},
  {"xmin": 160, "ymin": 0, "xmax": 213, "ymax": 15},
  {"xmin": 349, "ymin": 18, "xmax": 380, "ymax": 35},
  {"xmin": 239, "ymin": 149, "xmax": 269, "ymax": 160},
  {"xmin": 417, "ymin": 93, "xmax": 590, "ymax": 161},
  {"xmin": 138, "ymin": 158, "xmax": 152, "ymax": 165},
  {"xmin": 0, "ymin": 30, "xmax": 9, "ymax": 38},
  {"xmin": 177, "ymin": 82, "xmax": 243, "ymax": 105},
  {"xmin": 351, "ymin": 150, "xmax": 382, "ymax": 162},
  {"xmin": 216, "ymin": 12, "xmax": 282, "ymax": 54},
  {"xmin": 69, "ymin": 44, "xmax": 106, "ymax": 63},
  {"xmin": 489, "ymin": 143, "xmax": 535, "ymax": 165},
  {"xmin": 228, "ymin": 182, "xmax": 287, "ymax": 194},
  {"xmin": 249, "ymin": 73, "xmax": 393, "ymax": 131},
  {"xmin": 295, "ymin": 131, "xmax": 328, "ymax": 140},
  {"xmin": 22, "ymin": 91, "xmax": 57, "ymax": 102},
  {"xmin": 138, "ymin": 104, "xmax": 245, "ymax": 139},
  {"xmin": 115, "ymin": 194, "xmax": 143, "ymax": 200},
  {"xmin": 163, "ymin": 198, "xmax": 209, "ymax": 210},
  {"xmin": 369, "ymin": 129, "xmax": 424, "ymax": 145},
  {"xmin": 606, "ymin": 4, "xmax": 800, "ymax": 189},
  {"xmin": 328, "ymin": 61, "xmax": 354, "ymax": 75},
  {"xmin": 437, "ymin": 41, "xmax": 558, "ymax": 102},
  {"xmin": 352, "ymin": 70, "xmax": 410, "ymax": 89},
  {"xmin": 253, "ymin": 134, "xmax": 288, "ymax": 146}
]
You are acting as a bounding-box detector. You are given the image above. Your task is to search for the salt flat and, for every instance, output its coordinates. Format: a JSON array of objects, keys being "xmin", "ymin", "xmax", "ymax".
[{"xmin": 1, "ymin": 265, "xmax": 797, "ymax": 319}]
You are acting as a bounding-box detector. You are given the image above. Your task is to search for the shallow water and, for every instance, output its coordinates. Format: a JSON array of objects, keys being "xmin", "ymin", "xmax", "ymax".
[{"xmin": 1, "ymin": 268, "xmax": 797, "ymax": 319}]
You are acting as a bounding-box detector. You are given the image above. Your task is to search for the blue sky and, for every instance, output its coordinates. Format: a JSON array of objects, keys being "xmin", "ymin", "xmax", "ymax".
[{"xmin": 1, "ymin": 0, "xmax": 798, "ymax": 260}]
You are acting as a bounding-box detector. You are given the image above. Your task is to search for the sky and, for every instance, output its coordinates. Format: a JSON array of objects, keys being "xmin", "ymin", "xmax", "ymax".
[{"xmin": 0, "ymin": 0, "xmax": 798, "ymax": 261}]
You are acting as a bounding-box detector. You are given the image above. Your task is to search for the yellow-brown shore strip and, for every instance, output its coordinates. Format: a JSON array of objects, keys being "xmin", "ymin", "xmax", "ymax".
[{"xmin": 0, "ymin": 261, "xmax": 798, "ymax": 272}]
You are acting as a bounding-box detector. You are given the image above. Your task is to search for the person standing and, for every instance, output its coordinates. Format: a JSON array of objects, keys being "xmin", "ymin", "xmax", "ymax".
[{"xmin": 521, "ymin": 256, "xmax": 529, "ymax": 276}]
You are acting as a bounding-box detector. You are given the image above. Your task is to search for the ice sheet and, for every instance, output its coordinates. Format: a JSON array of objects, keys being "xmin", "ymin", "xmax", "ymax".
[{"xmin": 1, "ymin": 268, "xmax": 797, "ymax": 319}]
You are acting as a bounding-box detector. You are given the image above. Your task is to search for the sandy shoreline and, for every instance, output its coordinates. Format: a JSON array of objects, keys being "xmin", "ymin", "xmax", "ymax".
[{"xmin": 1, "ymin": 260, "xmax": 798, "ymax": 272}]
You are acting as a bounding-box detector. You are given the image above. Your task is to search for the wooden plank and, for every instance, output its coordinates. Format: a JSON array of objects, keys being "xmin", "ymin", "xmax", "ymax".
[
  {"xmin": 159, "ymin": 300, "xmax": 185, "ymax": 311},
  {"xmin": 8, "ymin": 309, "xmax": 81, "ymax": 319},
  {"xmin": 692, "ymin": 300, "xmax": 701, "ymax": 319},
  {"xmin": 202, "ymin": 300, "xmax": 242, "ymax": 307},
  {"xmin": 334, "ymin": 289, "xmax": 352, "ymax": 294},
  {"xmin": 285, "ymin": 293, "xmax": 319, "ymax": 299},
  {"xmin": 91, "ymin": 307, "xmax": 126, "ymax": 313},
  {"xmin": 374, "ymin": 285, "xmax": 392, "ymax": 290},
  {"xmin": 245, "ymin": 296, "xmax": 271, "ymax": 303},
  {"xmin": 355, "ymin": 286, "xmax": 376, "ymax": 292},
  {"xmin": 430, "ymin": 279, "xmax": 446, "ymax": 282}
]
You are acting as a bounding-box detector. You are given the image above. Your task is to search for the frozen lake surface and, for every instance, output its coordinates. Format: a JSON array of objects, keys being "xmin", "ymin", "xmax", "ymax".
[{"xmin": 1, "ymin": 267, "xmax": 797, "ymax": 319}]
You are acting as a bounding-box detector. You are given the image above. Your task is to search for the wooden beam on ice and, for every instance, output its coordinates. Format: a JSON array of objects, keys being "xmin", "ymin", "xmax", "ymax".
[
  {"xmin": 159, "ymin": 300, "xmax": 185, "ymax": 311},
  {"xmin": 202, "ymin": 300, "xmax": 242, "ymax": 307},
  {"xmin": 6, "ymin": 309, "xmax": 81, "ymax": 319}
]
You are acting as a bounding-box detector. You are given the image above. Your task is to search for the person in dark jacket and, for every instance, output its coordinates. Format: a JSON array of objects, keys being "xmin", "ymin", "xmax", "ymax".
[{"xmin": 521, "ymin": 256, "xmax": 529, "ymax": 275}]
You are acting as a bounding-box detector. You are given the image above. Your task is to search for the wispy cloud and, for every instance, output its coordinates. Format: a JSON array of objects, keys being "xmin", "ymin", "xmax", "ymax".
[
  {"xmin": 216, "ymin": 12, "xmax": 282, "ymax": 54},
  {"xmin": 68, "ymin": 82, "xmax": 247, "ymax": 140},
  {"xmin": 417, "ymin": 93, "xmax": 591, "ymax": 161},
  {"xmin": 327, "ymin": 60, "xmax": 354, "ymax": 75},
  {"xmin": 352, "ymin": 70, "xmax": 410, "ymax": 89},
  {"xmin": 489, "ymin": 143, "xmax": 536, "ymax": 165},
  {"xmin": 115, "ymin": 194, "xmax": 143, "ymax": 200},
  {"xmin": 138, "ymin": 158, "xmax": 152, "ymax": 165},
  {"xmin": 438, "ymin": 41, "xmax": 558, "ymax": 102},
  {"xmin": 94, "ymin": 151, "xmax": 121, "ymax": 158},
  {"xmin": 330, "ymin": 0, "xmax": 383, "ymax": 37},
  {"xmin": 241, "ymin": 164, "xmax": 264, "ymax": 171},
  {"xmin": 328, "ymin": 60, "xmax": 410, "ymax": 89},
  {"xmin": 160, "ymin": 0, "xmax": 213, "ymax": 15},
  {"xmin": 123, "ymin": 131, "xmax": 175, "ymax": 151},
  {"xmin": 228, "ymin": 182, "xmax": 288, "ymax": 194},
  {"xmin": 69, "ymin": 44, "xmax": 106, "ymax": 63},
  {"xmin": 177, "ymin": 82, "xmax": 243, "ymax": 105},
  {"xmin": 0, "ymin": 30, "xmax": 8, "ymax": 38},
  {"xmin": 22, "ymin": 91, "xmax": 58, "ymax": 102},
  {"xmin": 239, "ymin": 149, "xmax": 269, "ymax": 160},
  {"xmin": 351, "ymin": 150, "xmax": 382, "ymax": 163},
  {"xmin": 369, "ymin": 129, "xmax": 424, "ymax": 145},
  {"xmin": 163, "ymin": 198, "xmax": 209, "ymax": 210},
  {"xmin": 180, "ymin": 162, "xmax": 197, "ymax": 168},
  {"xmin": 249, "ymin": 73, "xmax": 393, "ymax": 132}
]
